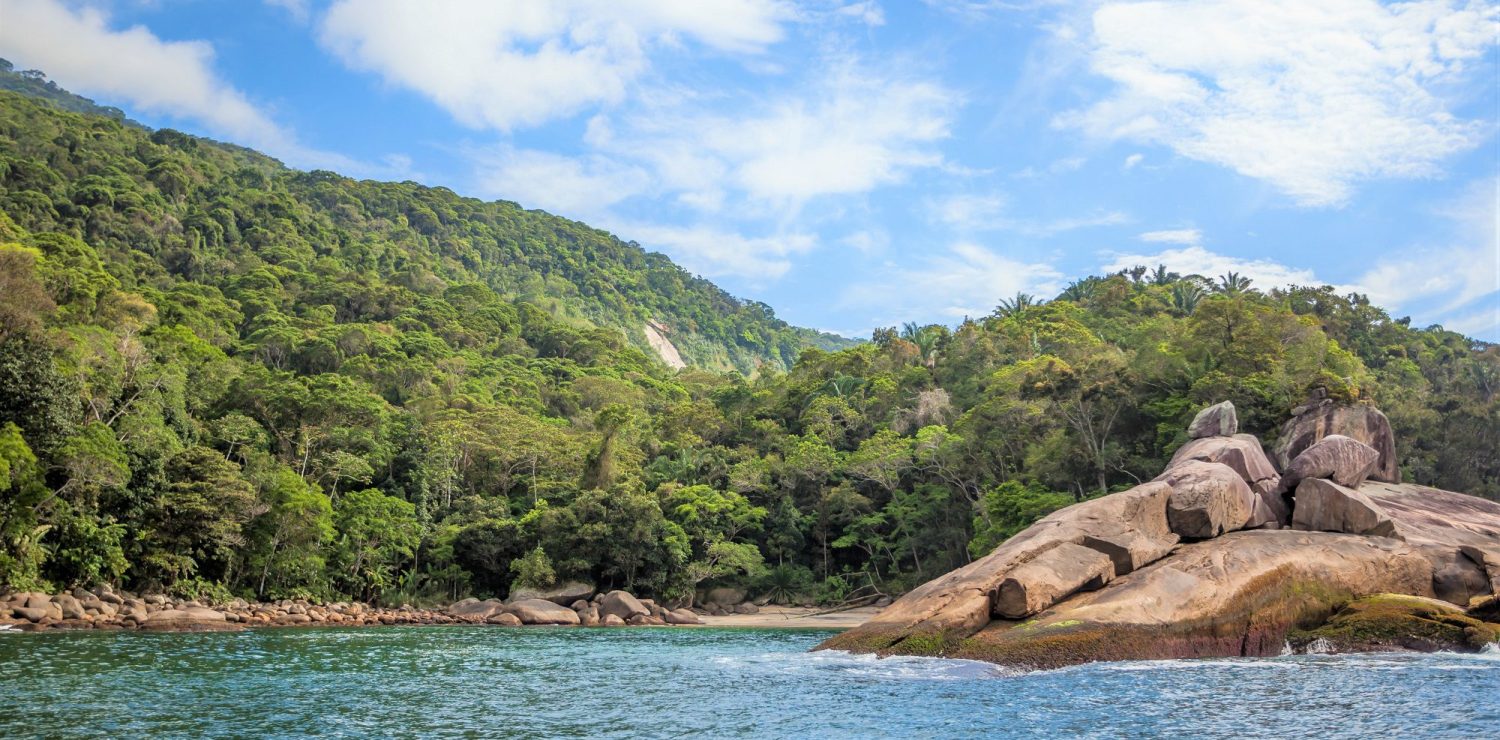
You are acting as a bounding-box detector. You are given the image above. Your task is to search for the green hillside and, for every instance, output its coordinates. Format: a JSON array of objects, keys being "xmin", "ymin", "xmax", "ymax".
[{"xmin": 0, "ymin": 74, "xmax": 1493, "ymax": 607}]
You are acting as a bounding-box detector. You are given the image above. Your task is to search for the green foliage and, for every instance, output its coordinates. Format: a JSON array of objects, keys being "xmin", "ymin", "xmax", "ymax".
[
  {"xmin": 509, "ymin": 545, "xmax": 556, "ymax": 591},
  {"xmin": 0, "ymin": 74, "xmax": 1493, "ymax": 604},
  {"xmin": 969, "ymin": 481, "xmax": 1075, "ymax": 559}
]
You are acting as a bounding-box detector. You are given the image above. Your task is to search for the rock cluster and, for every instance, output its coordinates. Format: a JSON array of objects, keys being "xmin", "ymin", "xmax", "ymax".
[
  {"xmin": 820, "ymin": 399, "xmax": 1500, "ymax": 668},
  {"xmin": 0, "ymin": 587, "xmax": 458, "ymax": 632},
  {"xmin": 445, "ymin": 587, "xmax": 704, "ymax": 627}
]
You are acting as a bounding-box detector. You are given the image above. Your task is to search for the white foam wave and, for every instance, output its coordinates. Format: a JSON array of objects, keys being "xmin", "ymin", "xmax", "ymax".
[{"xmin": 712, "ymin": 650, "xmax": 1012, "ymax": 681}]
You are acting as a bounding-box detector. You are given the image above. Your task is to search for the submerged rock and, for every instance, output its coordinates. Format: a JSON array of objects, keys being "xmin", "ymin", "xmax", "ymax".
[{"xmin": 1286, "ymin": 593, "xmax": 1500, "ymax": 654}]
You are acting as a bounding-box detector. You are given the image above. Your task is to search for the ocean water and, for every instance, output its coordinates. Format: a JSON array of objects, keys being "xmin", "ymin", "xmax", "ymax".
[{"xmin": 1, "ymin": 627, "xmax": 1496, "ymax": 738}]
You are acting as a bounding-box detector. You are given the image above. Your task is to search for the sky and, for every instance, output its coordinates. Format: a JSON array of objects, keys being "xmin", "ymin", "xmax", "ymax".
[{"xmin": 1, "ymin": 1, "xmax": 1497, "ymax": 341}]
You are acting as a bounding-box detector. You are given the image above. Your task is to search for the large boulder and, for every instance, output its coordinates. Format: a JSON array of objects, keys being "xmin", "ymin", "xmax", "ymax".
[
  {"xmin": 993, "ymin": 542, "xmax": 1113, "ymax": 619},
  {"xmin": 1168, "ymin": 434, "xmax": 1284, "ymax": 528},
  {"xmin": 1291, "ymin": 478, "xmax": 1398, "ymax": 538},
  {"xmin": 1187, "ymin": 401, "xmax": 1237, "ymax": 439},
  {"xmin": 598, "ymin": 590, "xmax": 650, "ymax": 622},
  {"xmin": 703, "ymin": 587, "xmax": 746, "ymax": 607},
  {"xmin": 506, "ymin": 581, "xmax": 595, "ymax": 606},
  {"xmin": 1154, "ymin": 460, "xmax": 1256, "ymax": 539},
  {"xmin": 664, "ymin": 608, "xmax": 702, "ymax": 625},
  {"xmin": 822, "ymin": 482, "xmax": 1500, "ymax": 669},
  {"xmin": 817, "ymin": 481, "xmax": 1177, "ymax": 654},
  {"xmin": 1275, "ymin": 399, "xmax": 1398, "ymax": 483},
  {"xmin": 142, "ymin": 607, "xmax": 236, "ymax": 631},
  {"xmin": 1282, "ymin": 435, "xmax": 1380, "ymax": 491},
  {"xmin": 506, "ymin": 598, "xmax": 582, "ymax": 625},
  {"xmin": 448, "ymin": 599, "xmax": 507, "ymax": 620}
]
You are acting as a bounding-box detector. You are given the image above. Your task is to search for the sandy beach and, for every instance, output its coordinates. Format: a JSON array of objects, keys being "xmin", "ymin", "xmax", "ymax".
[{"xmin": 694, "ymin": 605, "xmax": 881, "ymax": 629}]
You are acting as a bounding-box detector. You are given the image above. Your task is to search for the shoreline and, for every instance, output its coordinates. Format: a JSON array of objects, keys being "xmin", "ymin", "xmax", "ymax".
[
  {"xmin": 695, "ymin": 605, "xmax": 879, "ymax": 629},
  {"xmin": 4, "ymin": 588, "xmax": 882, "ymax": 634}
]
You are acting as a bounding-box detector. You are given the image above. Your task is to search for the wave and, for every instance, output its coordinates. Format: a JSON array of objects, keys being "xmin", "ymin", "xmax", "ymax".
[{"xmin": 711, "ymin": 649, "xmax": 1014, "ymax": 681}]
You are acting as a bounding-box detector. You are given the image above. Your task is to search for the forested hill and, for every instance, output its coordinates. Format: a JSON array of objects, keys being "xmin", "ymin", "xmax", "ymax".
[
  {"xmin": 0, "ymin": 66, "xmax": 1494, "ymax": 609},
  {"xmin": 0, "ymin": 65, "xmax": 854, "ymax": 374}
]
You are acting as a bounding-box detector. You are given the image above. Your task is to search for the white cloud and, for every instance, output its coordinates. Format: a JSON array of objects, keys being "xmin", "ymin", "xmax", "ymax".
[
  {"xmin": 841, "ymin": 229, "xmax": 889, "ymax": 253},
  {"xmin": 842, "ymin": 242, "xmax": 1064, "ymax": 322},
  {"xmin": 0, "ymin": 0, "xmax": 396, "ymax": 175},
  {"xmin": 264, "ymin": 0, "xmax": 311, "ymax": 23},
  {"xmin": 1138, "ymin": 229, "xmax": 1202, "ymax": 246},
  {"xmin": 319, "ymin": 0, "xmax": 792, "ymax": 131},
  {"xmin": 1061, "ymin": 0, "xmax": 1498, "ymax": 206},
  {"xmin": 469, "ymin": 147, "xmax": 652, "ymax": 219},
  {"xmin": 624, "ymin": 64, "xmax": 956, "ymax": 205},
  {"xmin": 1101, "ymin": 245, "xmax": 1339, "ymax": 292},
  {"xmin": 1354, "ymin": 179, "xmax": 1499, "ymax": 316},
  {"xmin": 927, "ymin": 192, "xmax": 1127, "ymax": 235},
  {"xmin": 1123, "ymin": 153, "xmax": 1144, "ymax": 169},
  {"xmin": 836, "ymin": 2, "xmax": 887, "ymax": 26},
  {"xmin": 618, "ymin": 223, "xmax": 816, "ymax": 280},
  {"xmin": 1, "ymin": 0, "xmax": 287, "ymax": 150}
]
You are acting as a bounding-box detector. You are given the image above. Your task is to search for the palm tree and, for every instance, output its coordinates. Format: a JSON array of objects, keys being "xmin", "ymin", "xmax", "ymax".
[
  {"xmin": 1150, "ymin": 264, "xmax": 1178, "ymax": 286},
  {"xmin": 1126, "ymin": 264, "xmax": 1148, "ymax": 285},
  {"xmin": 995, "ymin": 292, "xmax": 1038, "ymax": 318},
  {"xmin": 1059, "ymin": 278, "xmax": 1097, "ymax": 303},
  {"xmin": 1218, "ymin": 271, "xmax": 1253, "ymax": 294},
  {"xmin": 1171, "ymin": 282, "xmax": 1205, "ymax": 316}
]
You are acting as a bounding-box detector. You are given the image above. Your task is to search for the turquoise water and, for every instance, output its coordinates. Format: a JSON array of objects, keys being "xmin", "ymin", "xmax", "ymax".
[{"xmin": 2, "ymin": 627, "xmax": 1497, "ymax": 738}]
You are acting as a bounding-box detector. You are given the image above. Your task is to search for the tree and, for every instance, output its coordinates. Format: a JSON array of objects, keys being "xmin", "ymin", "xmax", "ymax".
[
  {"xmin": 333, "ymin": 488, "xmax": 422, "ymax": 602},
  {"xmin": 137, "ymin": 446, "xmax": 258, "ymax": 587}
]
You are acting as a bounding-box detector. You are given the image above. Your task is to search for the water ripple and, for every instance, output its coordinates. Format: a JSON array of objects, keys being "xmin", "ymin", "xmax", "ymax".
[{"xmin": 2, "ymin": 627, "xmax": 1496, "ymax": 738}]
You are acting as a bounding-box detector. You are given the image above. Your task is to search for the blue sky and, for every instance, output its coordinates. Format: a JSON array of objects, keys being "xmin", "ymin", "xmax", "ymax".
[{"xmin": 2, "ymin": 1, "xmax": 1497, "ymax": 340}]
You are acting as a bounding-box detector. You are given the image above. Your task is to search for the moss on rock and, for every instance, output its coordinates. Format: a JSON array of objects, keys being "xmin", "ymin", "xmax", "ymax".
[{"xmin": 1289, "ymin": 593, "xmax": 1500, "ymax": 653}]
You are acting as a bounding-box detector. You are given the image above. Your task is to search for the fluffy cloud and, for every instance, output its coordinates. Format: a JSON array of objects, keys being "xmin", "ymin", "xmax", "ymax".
[
  {"xmin": 597, "ymin": 63, "xmax": 956, "ymax": 206},
  {"xmin": 927, "ymin": 192, "xmax": 1127, "ymax": 235},
  {"xmin": 470, "ymin": 146, "xmax": 652, "ymax": 218},
  {"xmin": 842, "ymin": 242, "xmax": 1064, "ymax": 322},
  {"xmin": 1137, "ymin": 229, "xmax": 1202, "ymax": 246},
  {"xmin": 615, "ymin": 223, "xmax": 816, "ymax": 280},
  {"xmin": 319, "ymin": 0, "xmax": 792, "ymax": 131},
  {"xmin": 0, "ymin": 0, "xmax": 288, "ymax": 151},
  {"xmin": 1061, "ymin": 0, "xmax": 1497, "ymax": 206},
  {"xmin": 1101, "ymin": 245, "xmax": 1337, "ymax": 292}
]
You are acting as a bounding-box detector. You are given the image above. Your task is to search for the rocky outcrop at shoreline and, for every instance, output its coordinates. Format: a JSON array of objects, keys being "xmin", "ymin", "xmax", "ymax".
[
  {"xmin": 819, "ymin": 399, "xmax": 1500, "ymax": 668},
  {"xmin": 0, "ymin": 585, "xmax": 726, "ymax": 632}
]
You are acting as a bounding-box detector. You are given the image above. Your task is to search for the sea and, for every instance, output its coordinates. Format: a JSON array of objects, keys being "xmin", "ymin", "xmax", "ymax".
[{"xmin": 2, "ymin": 626, "xmax": 1496, "ymax": 738}]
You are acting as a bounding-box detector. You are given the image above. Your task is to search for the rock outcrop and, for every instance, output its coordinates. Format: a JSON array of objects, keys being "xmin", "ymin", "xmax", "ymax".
[
  {"xmin": 1154, "ymin": 460, "xmax": 1256, "ymax": 538},
  {"xmin": 820, "ymin": 400, "xmax": 1500, "ymax": 668},
  {"xmin": 1274, "ymin": 397, "xmax": 1398, "ymax": 483},
  {"xmin": 1281, "ymin": 435, "xmax": 1380, "ymax": 491},
  {"xmin": 1290, "ymin": 478, "xmax": 1397, "ymax": 537},
  {"xmin": 506, "ymin": 581, "xmax": 595, "ymax": 606},
  {"xmin": 1187, "ymin": 401, "xmax": 1237, "ymax": 439}
]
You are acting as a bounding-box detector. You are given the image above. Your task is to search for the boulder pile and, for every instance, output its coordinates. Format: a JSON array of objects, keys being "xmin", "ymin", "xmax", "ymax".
[
  {"xmin": 1, "ymin": 584, "xmax": 707, "ymax": 632},
  {"xmin": 820, "ymin": 399, "xmax": 1500, "ymax": 668},
  {"xmin": 0, "ymin": 587, "xmax": 459, "ymax": 632}
]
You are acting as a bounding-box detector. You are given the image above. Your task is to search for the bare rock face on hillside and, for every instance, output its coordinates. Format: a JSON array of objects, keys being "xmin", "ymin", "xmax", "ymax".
[
  {"xmin": 818, "ymin": 401, "xmax": 1500, "ymax": 669},
  {"xmin": 1275, "ymin": 397, "xmax": 1398, "ymax": 484}
]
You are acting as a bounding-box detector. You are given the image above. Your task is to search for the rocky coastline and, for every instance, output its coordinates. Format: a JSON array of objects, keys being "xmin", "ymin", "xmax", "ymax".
[
  {"xmin": 0, "ymin": 584, "xmax": 791, "ymax": 633},
  {"xmin": 819, "ymin": 398, "xmax": 1500, "ymax": 668}
]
